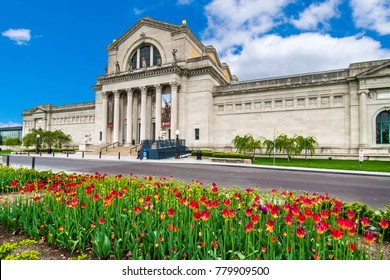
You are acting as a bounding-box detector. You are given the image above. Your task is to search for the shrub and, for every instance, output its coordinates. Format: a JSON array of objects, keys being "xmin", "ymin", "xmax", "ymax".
[{"xmin": 0, "ymin": 240, "xmax": 40, "ymax": 260}]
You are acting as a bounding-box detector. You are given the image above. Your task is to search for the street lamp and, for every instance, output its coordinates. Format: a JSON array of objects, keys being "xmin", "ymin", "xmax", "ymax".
[
  {"xmin": 36, "ymin": 134, "xmax": 40, "ymax": 154},
  {"xmin": 175, "ymin": 130, "xmax": 180, "ymax": 159}
]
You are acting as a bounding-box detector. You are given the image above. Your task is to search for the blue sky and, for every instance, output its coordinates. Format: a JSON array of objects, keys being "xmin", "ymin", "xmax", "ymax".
[{"xmin": 1, "ymin": 0, "xmax": 389, "ymax": 127}]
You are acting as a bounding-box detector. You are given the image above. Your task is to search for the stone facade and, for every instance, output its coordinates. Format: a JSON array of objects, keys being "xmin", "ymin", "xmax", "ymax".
[
  {"xmin": 22, "ymin": 102, "xmax": 96, "ymax": 145},
  {"xmin": 22, "ymin": 17, "xmax": 390, "ymax": 156}
]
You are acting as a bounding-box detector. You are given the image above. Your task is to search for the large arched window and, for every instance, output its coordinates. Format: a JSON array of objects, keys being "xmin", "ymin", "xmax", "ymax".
[
  {"xmin": 129, "ymin": 44, "xmax": 161, "ymax": 70},
  {"xmin": 376, "ymin": 110, "xmax": 390, "ymax": 144}
]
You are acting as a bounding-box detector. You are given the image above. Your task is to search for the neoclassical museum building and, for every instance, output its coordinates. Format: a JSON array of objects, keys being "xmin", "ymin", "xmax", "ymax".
[{"xmin": 22, "ymin": 17, "xmax": 390, "ymax": 157}]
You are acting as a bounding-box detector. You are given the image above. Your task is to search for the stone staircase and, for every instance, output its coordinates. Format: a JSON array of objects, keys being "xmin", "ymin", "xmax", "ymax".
[{"xmin": 84, "ymin": 144, "xmax": 141, "ymax": 157}]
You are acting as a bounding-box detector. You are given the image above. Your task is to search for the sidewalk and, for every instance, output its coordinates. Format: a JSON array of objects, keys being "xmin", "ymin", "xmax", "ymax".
[{"xmin": 4, "ymin": 152, "xmax": 390, "ymax": 177}]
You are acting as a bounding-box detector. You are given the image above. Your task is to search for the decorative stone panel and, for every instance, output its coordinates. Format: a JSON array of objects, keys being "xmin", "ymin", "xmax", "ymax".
[
  {"xmin": 297, "ymin": 98, "xmax": 305, "ymax": 109},
  {"xmin": 274, "ymin": 100, "xmax": 283, "ymax": 110},
  {"xmin": 333, "ymin": 95, "xmax": 343, "ymax": 105}
]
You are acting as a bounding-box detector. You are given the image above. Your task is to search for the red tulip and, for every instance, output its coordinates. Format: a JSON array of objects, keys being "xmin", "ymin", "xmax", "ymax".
[
  {"xmin": 194, "ymin": 211, "xmax": 201, "ymax": 221},
  {"xmin": 201, "ymin": 210, "xmax": 210, "ymax": 221},
  {"xmin": 296, "ymin": 226, "xmax": 306, "ymax": 238},
  {"xmin": 320, "ymin": 209, "xmax": 330, "ymax": 219},
  {"xmin": 312, "ymin": 213, "xmax": 321, "ymax": 224},
  {"xmin": 167, "ymin": 208, "xmax": 175, "ymax": 217},
  {"xmin": 251, "ymin": 214, "xmax": 259, "ymax": 224},
  {"xmin": 361, "ymin": 217, "xmax": 370, "ymax": 227},
  {"xmin": 330, "ymin": 228, "xmax": 343, "ymax": 240},
  {"xmin": 134, "ymin": 206, "xmax": 141, "ymax": 214},
  {"xmin": 379, "ymin": 219, "xmax": 389, "ymax": 229},
  {"xmin": 221, "ymin": 208, "xmax": 230, "ymax": 219},
  {"xmin": 189, "ymin": 200, "xmax": 199, "ymax": 211},
  {"xmin": 364, "ymin": 231, "xmax": 376, "ymax": 245},
  {"xmin": 266, "ymin": 219, "xmax": 274, "ymax": 233},
  {"xmin": 245, "ymin": 222, "xmax": 254, "ymax": 233},
  {"xmin": 347, "ymin": 210, "xmax": 355, "ymax": 219}
]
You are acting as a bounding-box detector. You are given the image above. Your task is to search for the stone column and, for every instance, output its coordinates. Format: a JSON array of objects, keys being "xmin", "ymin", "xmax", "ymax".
[
  {"xmin": 113, "ymin": 90, "xmax": 121, "ymax": 143},
  {"xmin": 133, "ymin": 93, "xmax": 139, "ymax": 143},
  {"xmin": 150, "ymin": 46, "xmax": 154, "ymax": 66},
  {"xmin": 136, "ymin": 49, "xmax": 140, "ymax": 69},
  {"xmin": 155, "ymin": 84, "xmax": 162, "ymax": 140},
  {"xmin": 140, "ymin": 86, "xmax": 147, "ymax": 141},
  {"xmin": 358, "ymin": 90, "xmax": 368, "ymax": 146},
  {"xmin": 170, "ymin": 82, "xmax": 179, "ymax": 139},
  {"xmin": 101, "ymin": 92, "xmax": 108, "ymax": 144},
  {"xmin": 126, "ymin": 88, "xmax": 133, "ymax": 145}
]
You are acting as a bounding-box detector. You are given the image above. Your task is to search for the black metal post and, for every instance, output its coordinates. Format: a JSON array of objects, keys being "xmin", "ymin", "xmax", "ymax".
[
  {"xmin": 118, "ymin": 152, "xmax": 120, "ymax": 160},
  {"xmin": 99, "ymin": 151, "xmax": 102, "ymax": 159},
  {"xmin": 32, "ymin": 157, "xmax": 35, "ymax": 170},
  {"xmin": 6, "ymin": 155, "xmax": 10, "ymax": 166},
  {"xmin": 82, "ymin": 151, "xmax": 85, "ymax": 158},
  {"xmin": 36, "ymin": 137, "xmax": 39, "ymax": 154},
  {"xmin": 175, "ymin": 135, "xmax": 180, "ymax": 159},
  {"xmin": 66, "ymin": 151, "xmax": 69, "ymax": 157}
]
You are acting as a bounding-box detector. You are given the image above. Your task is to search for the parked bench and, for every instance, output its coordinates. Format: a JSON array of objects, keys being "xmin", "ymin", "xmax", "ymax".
[{"xmin": 210, "ymin": 157, "xmax": 252, "ymax": 164}]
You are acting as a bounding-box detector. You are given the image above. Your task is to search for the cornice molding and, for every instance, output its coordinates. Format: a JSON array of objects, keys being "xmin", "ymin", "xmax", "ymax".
[
  {"xmin": 95, "ymin": 65, "xmax": 228, "ymax": 86},
  {"xmin": 213, "ymin": 79, "xmax": 349, "ymax": 97},
  {"xmin": 107, "ymin": 17, "xmax": 181, "ymax": 51}
]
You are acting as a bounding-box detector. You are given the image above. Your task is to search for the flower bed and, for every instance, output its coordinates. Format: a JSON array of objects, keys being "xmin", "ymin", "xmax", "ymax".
[{"xmin": 0, "ymin": 166, "xmax": 388, "ymax": 260}]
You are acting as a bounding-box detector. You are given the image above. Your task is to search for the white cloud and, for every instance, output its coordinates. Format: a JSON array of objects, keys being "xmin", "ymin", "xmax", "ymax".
[
  {"xmin": 223, "ymin": 33, "xmax": 390, "ymax": 79},
  {"xmin": 350, "ymin": 0, "xmax": 390, "ymax": 35},
  {"xmin": 0, "ymin": 121, "xmax": 22, "ymax": 128},
  {"xmin": 203, "ymin": 0, "xmax": 291, "ymax": 50},
  {"xmin": 291, "ymin": 0, "xmax": 341, "ymax": 30},
  {"xmin": 201, "ymin": 0, "xmax": 390, "ymax": 80},
  {"xmin": 177, "ymin": 0, "xmax": 193, "ymax": 4},
  {"xmin": 2, "ymin": 28, "xmax": 31, "ymax": 45},
  {"xmin": 133, "ymin": 8, "xmax": 144, "ymax": 15}
]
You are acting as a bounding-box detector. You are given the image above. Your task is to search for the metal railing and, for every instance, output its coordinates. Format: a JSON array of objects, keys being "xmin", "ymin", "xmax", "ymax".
[
  {"xmin": 100, "ymin": 142, "xmax": 120, "ymax": 153},
  {"xmin": 130, "ymin": 144, "xmax": 142, "ymax": 155}
]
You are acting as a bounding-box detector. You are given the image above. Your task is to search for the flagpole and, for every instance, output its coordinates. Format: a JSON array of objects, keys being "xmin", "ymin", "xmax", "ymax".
[{"xmin": 273, "ymin": 128, "xmax": 276, "ymax": 166}]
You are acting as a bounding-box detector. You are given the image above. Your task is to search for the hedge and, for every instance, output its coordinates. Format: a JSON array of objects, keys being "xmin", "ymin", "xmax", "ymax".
[{"xmin": 191, "ymin": 150, "xmax": 251, "ymax": 159}]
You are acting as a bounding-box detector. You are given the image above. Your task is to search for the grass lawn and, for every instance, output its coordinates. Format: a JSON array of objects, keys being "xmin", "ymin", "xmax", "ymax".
[
  {"xmin": 253, "ymin": 157, "xmax": 390, "ymax": 172},
  {"xmin": 0, "ymin": 150, "xmax": 11, "ymax": 155}
]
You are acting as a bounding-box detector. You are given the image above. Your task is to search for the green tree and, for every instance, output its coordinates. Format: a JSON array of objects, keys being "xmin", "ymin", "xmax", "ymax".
[
  {"xmin": 275, "ymin": 134, "xmax": 296, "ymax": 161},
  {"xmin": 295, "ymin": 135, "xmax": 318, "ymax": 160},
  {"xmin": 232, "ymin": 134, "xmax": 262, "ymax": 156},
  {"xmin": 41, "ymin": 131, "xmax": 56, "ymax": 150},
  {"xmin": 3, "ymin": 137, "xmax": 20, "ymax": 147},
  {"xmin": 22, "ymin": 128, "xmax": 42, "ymax": 147},
  {"xmin": 232, "ymin": 135, "xmax": 247, "ymax": 154},
  {"xmin": 22, "ymin": 129, "xmax": 72, "ymax": 149},
  {"xmin": 263, "ymin": 138, "xmax": 274, "ymax": 156},
  {"xmin": 53, "ymin": 130, "xmax": 72, "ymax": 148}
]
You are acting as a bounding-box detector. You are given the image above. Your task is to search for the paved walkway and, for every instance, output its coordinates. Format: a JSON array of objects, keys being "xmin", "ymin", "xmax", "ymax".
[{"xmin": 6, "ymin": 152, "xmax": 390, "ymax": 177}]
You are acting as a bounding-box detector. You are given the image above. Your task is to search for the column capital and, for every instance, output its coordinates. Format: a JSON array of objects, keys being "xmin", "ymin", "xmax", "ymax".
[
  {"xmin": 170, "ymin": 81, "xmax": 180, "ymax": 91},
  {"xmin": 154, "ymin": 84, "xmax": 162, "ymax": 92},
  {"xmin": 125, "ymin": 88, "xmax": 133, "ymax": 95},
  {"xmin": 140, "ymin": 86, "xmax": 147, "ymax": 94},
  {"xmin": 358, "ymin": 90, "xmax": 369, "ymax": 96},
  {"xmin": 113, "ymin": 90, "xmax": 121, "ymax": 98},
  {"xmin": 101, "ymin": 91, "xmax": 109, "ymax": 99}
]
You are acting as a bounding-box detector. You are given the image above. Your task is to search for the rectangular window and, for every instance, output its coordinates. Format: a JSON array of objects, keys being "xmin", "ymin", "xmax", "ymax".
[{"xmin": 195, "ymin": 128, "xmax": 200, "ymax": 140}]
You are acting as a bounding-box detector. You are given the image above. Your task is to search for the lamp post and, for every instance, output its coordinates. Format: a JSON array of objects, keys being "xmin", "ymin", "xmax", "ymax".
[
  {"xmin": 36, "ymin": 134, "xmax": 40, "ymax": 154},
  {"xmin": 175, "ymin": 130, "xmax": 180, "ymax": 159}
]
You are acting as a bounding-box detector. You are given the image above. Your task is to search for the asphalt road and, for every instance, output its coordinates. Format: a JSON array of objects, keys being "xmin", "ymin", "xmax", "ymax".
[{"xmin": 2, "ymin": 154, "xmax": 390, "ymax": 209}]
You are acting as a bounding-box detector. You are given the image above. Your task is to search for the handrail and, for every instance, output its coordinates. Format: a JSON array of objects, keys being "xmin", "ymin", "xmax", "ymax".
[
  {"xmin": 130, "ymin": 144, "xmax": 142, "ymax": 155},
  {"xmin": 100, "ymin": 142, "xmax": 120, "ymax": 153}
]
